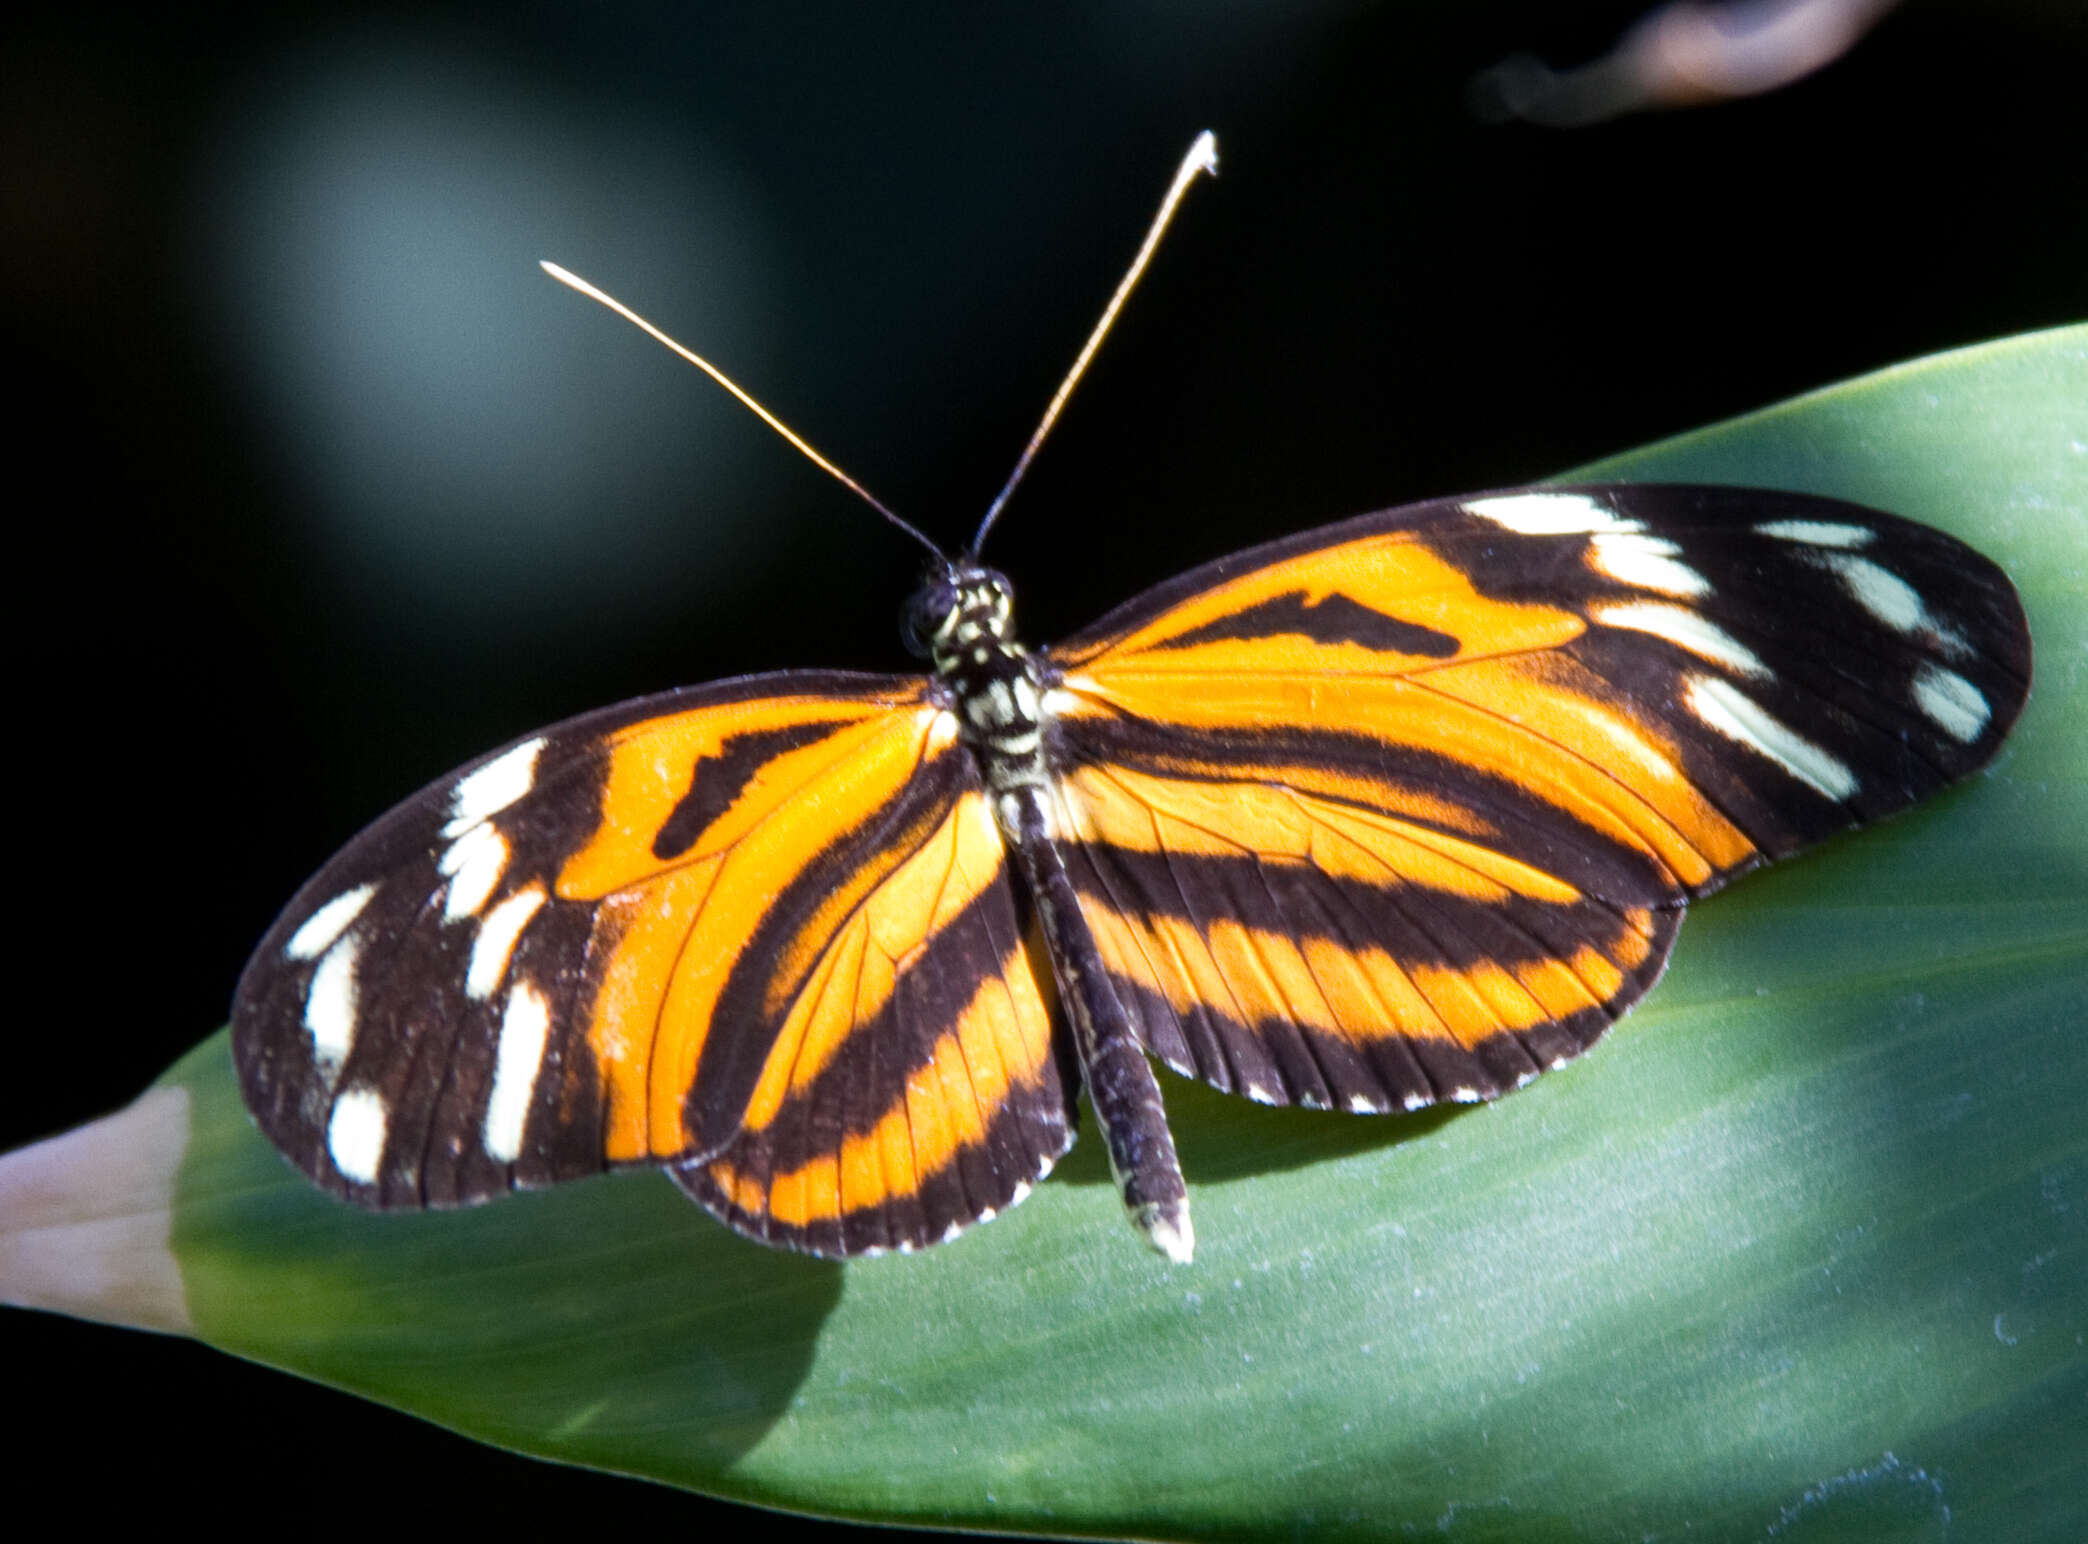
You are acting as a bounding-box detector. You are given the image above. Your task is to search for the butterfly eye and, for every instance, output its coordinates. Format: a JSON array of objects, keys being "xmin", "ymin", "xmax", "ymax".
[{"xmin": 901, "ymin": 574, "xmax": 961, "ymax": 659}]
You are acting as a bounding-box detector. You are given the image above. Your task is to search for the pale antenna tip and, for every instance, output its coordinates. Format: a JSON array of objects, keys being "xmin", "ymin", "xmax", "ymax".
[
  {"xmin": 538, "ymin": 260, "xmax": 599, "ymax": 300},
  {"xmin": 1189, "ymin": 130, "xmax": 1220, "ymax": 175}
]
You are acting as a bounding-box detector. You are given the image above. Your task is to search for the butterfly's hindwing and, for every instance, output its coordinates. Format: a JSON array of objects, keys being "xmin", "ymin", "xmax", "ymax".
[
  {"xmin": 663, "ymin": 754, "xmax": 1074, "ymax": 1255},
  {"xmin": 1046, "ymin": 746, "xmax": 1681, "ymax": 1110},
  {"xmin": 1043, "ymin": 485, "xmax": 2030, "ymax": 1112},
  {"xmin": 671, "ymin": 856, "xmax": 1074, "ymax": 1256}
]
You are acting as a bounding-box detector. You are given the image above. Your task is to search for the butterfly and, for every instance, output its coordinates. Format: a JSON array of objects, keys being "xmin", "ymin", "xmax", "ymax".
[{"xmin": 231, "ymin": 137, "xmax": 2033, "ymax": 1263}]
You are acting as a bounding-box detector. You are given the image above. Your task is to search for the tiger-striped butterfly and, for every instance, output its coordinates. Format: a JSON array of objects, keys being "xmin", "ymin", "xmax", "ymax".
[{"xmin": 232, "ymin": 135, "xmax": 2032, "ymax": 1262}]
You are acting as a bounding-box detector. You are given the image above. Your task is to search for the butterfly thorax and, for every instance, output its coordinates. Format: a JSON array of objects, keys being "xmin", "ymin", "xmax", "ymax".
[{"xmin": 911, "ymin": 563, "xmax": 1052, "ymax": 801}]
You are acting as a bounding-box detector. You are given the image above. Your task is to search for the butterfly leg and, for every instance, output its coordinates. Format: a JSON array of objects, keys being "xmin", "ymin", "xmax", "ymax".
[{"xmin": 998, "ymin": 785, "xmax": 1194, "ymax": 1263}]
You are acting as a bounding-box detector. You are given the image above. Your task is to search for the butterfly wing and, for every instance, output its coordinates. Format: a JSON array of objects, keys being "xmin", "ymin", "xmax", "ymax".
[
  {"xmin": 232, "ymin": 670, "xmax": 1073, "ymax": 1257},
  {"xmin": 1042, "ymin": 484, "xmax": 2031, "ymax": 1112}
]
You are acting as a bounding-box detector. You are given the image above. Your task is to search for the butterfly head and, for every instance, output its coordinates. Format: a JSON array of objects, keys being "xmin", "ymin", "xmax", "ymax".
[{"xmin": 903, "ymin": 560, "xmax": 1017, "ymax": 671}]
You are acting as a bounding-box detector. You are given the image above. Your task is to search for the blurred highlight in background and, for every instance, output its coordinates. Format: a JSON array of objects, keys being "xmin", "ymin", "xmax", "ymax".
[{"xmin": 193, "ymin": 35, "xmax": 775, "ymax": 646}]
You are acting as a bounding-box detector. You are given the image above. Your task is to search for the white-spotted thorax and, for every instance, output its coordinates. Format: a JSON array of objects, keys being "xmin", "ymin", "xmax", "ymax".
[{"xmin": 909, "ymin": 561, "xmax": 1053, "ymax": 819}]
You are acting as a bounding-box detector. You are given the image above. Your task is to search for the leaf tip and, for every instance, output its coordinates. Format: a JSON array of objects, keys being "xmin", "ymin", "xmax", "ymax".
[{"xmin": 0, "ymin": 1087, "xmax": 193, "ymax": 1334}]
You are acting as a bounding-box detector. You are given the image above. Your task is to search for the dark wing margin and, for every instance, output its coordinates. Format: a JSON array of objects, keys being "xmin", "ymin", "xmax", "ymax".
[
  {"xmin": 1044, "ymin": 484, "xmax": 2030, "ymax": 1112},
  {"xmin": 232, "ymin": 668, "xmax": 1074, "ymax": 1255}
]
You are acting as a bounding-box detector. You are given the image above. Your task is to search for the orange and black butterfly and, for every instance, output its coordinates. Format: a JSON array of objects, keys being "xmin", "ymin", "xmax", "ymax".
[{"xmin": 231, "ymin": 137, "xmax": 2032, "ymax": 1262}]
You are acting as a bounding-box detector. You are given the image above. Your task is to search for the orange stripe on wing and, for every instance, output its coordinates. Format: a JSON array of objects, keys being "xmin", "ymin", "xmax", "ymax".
[
  {"xmin": 560, "ymin": 696, "xmax": 903, "ymax": 894},
  {"xmin": 1085, "ymin": 902, "xmax": 1654, "ymax": 1050},
  {"xmin": 1060, "ymin": 529, "xmax": 1585, "ymax": 672},
  {"xmin": 583, "ymin": 864, "xmax": 721, "ymax": 1160},
  {"xmin": 1088, "ymin": 753, "xmax": 1507, "ymax": 842},
  {"xmin": 701, "ymin": 942, "xmax": 1054, "ymax": 1229},
  {"xmin": 1059, "ymin": 763, "xmax": 1583, "ymax": 904},
  {"xmin": 1061, "ymin": 659, "xmax": 1751, "ymax": 888},
  {"xmin": 1419, "ymin": 653, "xmax": 1757, "ymax": 879}
]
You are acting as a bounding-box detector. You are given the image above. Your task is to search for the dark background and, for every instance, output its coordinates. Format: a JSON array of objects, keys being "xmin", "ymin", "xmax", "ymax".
[{"xmin": 6, "ymin": 2, "xmax": 2083, "ymax": 1535}]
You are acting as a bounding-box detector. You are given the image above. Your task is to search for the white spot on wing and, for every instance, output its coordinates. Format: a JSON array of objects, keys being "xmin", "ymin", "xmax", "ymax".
[
  {"xmin": 483, "ymin": 980, "xmax": 552, "ymax": 1162},
  {"xmin": 440, "ymin": 823, "xmax": 509, "ymax": 920},
  {"xmin": 1912, "ymin": 663, "xmax": 1990, "ymax": 743},
  {"xmin": 443, "ymin": 737, "xmax": 546, "ymax": 840},
  {"xmin": 1821, "ymin": 553, "xmax": 1923, "ymax": 632},
  {"xmin": 1812, "ymin": 553, "xmax": 1973, "ymax": 659},
  {"xmin": 1347, "ymin": 1094, "xmax": 1381, "ymax": 1114},
  {"xmin": 1756, "ymin": 519, "xmax": 1871, "ymax": 549},
  {"xmin": 284, "ymin": 883, "xmax": 377, "ymax": 961},
  {"xmin": 1464, "ymin": 491, "xmax": 1632, "ymax": 535},
  {"xmin": 466, "ymin": 884, "xmax": 548, "ymax": 1000},
  {"xmin": 1590, "ymin": 531, "xmax": 1710, "ymax": 598},
  {"xmin": 1593, "ymin": 601, "xmax": 1767, "ymax": 676},
  {"xmin": 1686, "ymin": 674, "xmax": 1858, "ymax": 800},
  {"xmin": 327, "ymin": 1086, "xmax": 389, "ymax": 1184},
  {"xmin": 304, "ymin": 931, "xmax": 366, "ymax": 1072}
]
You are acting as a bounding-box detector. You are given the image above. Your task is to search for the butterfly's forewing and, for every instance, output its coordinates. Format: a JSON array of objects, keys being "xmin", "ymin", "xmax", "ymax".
[
  {"xmin": 232, "ymin": 671, "xmax": 1072, "ymax": 1256},
  {"xmin": 1043, "ymin": 485, "xmax": 2031, "ymax": 1112}
]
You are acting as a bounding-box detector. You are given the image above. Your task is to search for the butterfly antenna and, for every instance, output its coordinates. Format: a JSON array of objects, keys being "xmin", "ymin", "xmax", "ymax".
[
  {"xmin": 968, "ymin": 130, "xmax": 1219, "ymax": 558},
  {"xmin": 540, "ymin": 261, "xmax": 949, "ymax": 566}
]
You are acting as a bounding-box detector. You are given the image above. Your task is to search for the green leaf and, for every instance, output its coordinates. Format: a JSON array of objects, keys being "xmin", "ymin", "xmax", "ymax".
[{"xmin": 151, "ymin": 325, "xmax": 2088, "ymax": 1538}]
